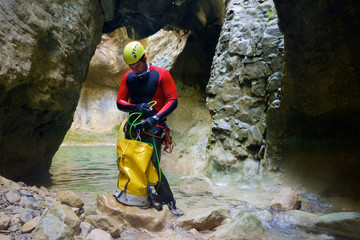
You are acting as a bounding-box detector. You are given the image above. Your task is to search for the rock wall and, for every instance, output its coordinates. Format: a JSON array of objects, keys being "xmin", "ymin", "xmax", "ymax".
[
  {"xmin": 70, "ymin": 28, "xmax": 130, "ymax": 134},
  {"xmin": 101, "ymin": 0, "xmax": 226, "ymax": 38},
  {"xmin": 0, "ymin": 0, "xmax": 226, "ymax": 180},
  {"xmin": 266, "ymin": 0, "xmax": 360, "ymax": 197},
  {"xmin": 167, "ymin": 26, "xmax": 220, "ymax": 175},
  {"xmin": 205, "ymin": 0, "xmax": 283, "ymax": 183},
  {"xmin": 0, "ymin": 1, "xmax": 104, "ymax": 179}
]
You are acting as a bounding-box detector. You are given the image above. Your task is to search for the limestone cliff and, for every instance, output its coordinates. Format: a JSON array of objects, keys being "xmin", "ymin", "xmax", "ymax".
[
  {"xmin": 205, "ymin": 0, "xmax": 283, "ymax": 183},
  {"xmin": 0, "ymin": 0, "xmax": 226, "ymax": 179},
  {"xmin": 0, "ymin": 1, "xmax": 104, "ymax": 179},
  {"xmin": 69, "ymin": 28, "xmax": 130, "ymax": 134},
  {"xmin": 101, "ymin": 0, "xmax": 226, "ymax": 38}
]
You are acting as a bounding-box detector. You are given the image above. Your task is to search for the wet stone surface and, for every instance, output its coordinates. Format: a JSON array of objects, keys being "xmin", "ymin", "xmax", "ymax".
[{"xmin": 2, "ymin": 173, "xmax": 360, "ymax": 240}]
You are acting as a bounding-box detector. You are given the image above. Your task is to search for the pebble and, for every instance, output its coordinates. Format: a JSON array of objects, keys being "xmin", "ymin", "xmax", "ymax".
[
  {"xmin": 0, "ymin": 212, "xmax": 11, "ymax": 230},
  {"xmin": 0, "ymin": 176, "xmax": 57, "ymax": 239},
  {"xmin": 5, "ymin": 191, "xmax": 21, "ymax": 204},
  {"xmin": 21, "ymin": 216, "xmax": 42, "ymax": 233},
  {"xmin": 0, "ymin": 235, "xmax": 13, "ymax": 240},
  {"xmin": 0, "ymin": 176, "xmax": 108, "ymax": 240}
]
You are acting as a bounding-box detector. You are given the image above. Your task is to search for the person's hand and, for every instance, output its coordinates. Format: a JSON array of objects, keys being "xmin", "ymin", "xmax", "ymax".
[
  {"xmin": 142, "ymin": 115, "xmax": 159, "ymax": 128},
  {"xmin": 134, "ymin": 103, "xmax": 151, "ymax": 113}
]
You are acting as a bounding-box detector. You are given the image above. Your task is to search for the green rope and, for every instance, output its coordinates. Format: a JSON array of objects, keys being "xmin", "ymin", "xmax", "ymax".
[
  {"xmin": 128, "ymin": 112, "xmax": 143, "ymax": 141},
  {"xmin": 127, "ymin": 101, "xmax": 161, "ymax": 189}
]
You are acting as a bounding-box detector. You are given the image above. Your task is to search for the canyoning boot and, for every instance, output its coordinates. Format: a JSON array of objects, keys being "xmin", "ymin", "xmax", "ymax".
[{"xmin": 167, "ymin": 200, "xmax": 184, "ymax": 217}]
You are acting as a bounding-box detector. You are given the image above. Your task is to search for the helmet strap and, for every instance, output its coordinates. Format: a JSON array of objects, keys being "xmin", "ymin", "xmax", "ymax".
[
  {"xmin": 134, "ymin": 62, "xmax": 150, "ymax": 81},
  {"xmin": 135, "ymin": 62, "xmax": 150, "ymax": 77}
]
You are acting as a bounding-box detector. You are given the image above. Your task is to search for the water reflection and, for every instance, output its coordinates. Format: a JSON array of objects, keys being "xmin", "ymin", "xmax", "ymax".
[{"xmin": 27, "ymin": 146, "xmax": 119, "ymax": 207}]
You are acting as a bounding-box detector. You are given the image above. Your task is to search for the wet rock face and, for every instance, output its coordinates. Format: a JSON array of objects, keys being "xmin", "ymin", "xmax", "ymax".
[
  {"xmin": 267, "ymin": 0, "xmax": 360, "ymax": 196},
  {"xmin": 70, "ymin": 28, "xmax": 131, "ymax": 134},
  {"xmin": 316, "ymin": 212, "xmax": 360, "ymax": 239},
  {"xmin": 205, "ymin": 0, "xmax": 283, "ymax": 179},
  {"xmin": 101, "ymin": 0, "xmax": 226, "ymax": 38},
  {"xmin": 0, "ymin": 1, "xmax": 104, "ymax": 179}
]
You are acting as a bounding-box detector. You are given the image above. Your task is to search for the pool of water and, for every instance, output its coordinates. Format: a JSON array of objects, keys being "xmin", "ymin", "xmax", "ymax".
[
  {"xmin": 29, "ymin": 145, "xmax": 184, "ymax": 208},
  {"xmin": 25, "ymin": 146, "xmax": 356, "ymax": 239},
  {"xmin": 28, "ymin": 146, "xmax": 119, "ymax": 207}
]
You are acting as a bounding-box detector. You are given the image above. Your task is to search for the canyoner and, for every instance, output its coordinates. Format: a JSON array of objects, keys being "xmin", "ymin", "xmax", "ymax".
[{"xmin": 114, "ymin": 41, "xmax": 184, "ymax": 217}]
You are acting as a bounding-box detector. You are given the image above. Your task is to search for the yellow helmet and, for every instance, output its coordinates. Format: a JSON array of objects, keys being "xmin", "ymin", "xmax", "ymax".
[{"xmin": 123, "ymin": 41, "xmax": 146, "ymax": 65}]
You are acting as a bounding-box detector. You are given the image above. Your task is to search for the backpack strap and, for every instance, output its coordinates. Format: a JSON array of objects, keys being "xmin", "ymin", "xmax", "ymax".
[{"xmin": 140, "ymin": 185, "xmax": 167, "ymax": 211}]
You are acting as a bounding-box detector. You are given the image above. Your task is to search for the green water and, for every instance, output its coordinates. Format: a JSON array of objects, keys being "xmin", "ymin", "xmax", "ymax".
[{"xmin": 32, "ymin": 146, "xmax": 119, "ymax": 207}]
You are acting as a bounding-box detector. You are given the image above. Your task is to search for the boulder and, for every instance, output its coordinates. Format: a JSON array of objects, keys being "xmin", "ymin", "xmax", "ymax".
[
  {"xmin": 85, "ymin": 228, "xmax": 113, "ymax": 240},
  {"xmin": 79, "ymin": 222, "xmax": 93, "ymax": 237},
  {"xmin": 178, "ymin": 207, "xmax": 229, "ymax": 231},
  {"xmin": 85, "ymin": 214, "xmax": 123, "ymax": 238},
  {"xmin": 177, "ymin": 175, "xmax": 215, "ymax": 196},
  {"xmin": 47, "ymin": 204, "xmax": 81, "ymax": 236},
  {"xmin": 57, "ymin": 190, "xmax": 84, "ymax": 209},
  {"xmin": 19, "ymin": 196, "xmax": 39, "ymax": 210},
  {"xmin": 271, "ymin": 187, "xmax": 301, "ymax": 210},
  {"xmin": 275, "ymin": 210, "xmax": 319, "ymax": 230},
  {"xmin": 0, "ymin": 235, "xmax": 13, "ymax": 240},
  {"xmin": 315, "ymin": 212, "xmax": 360, "ymax": 239},
  {"xmin": 96, "ymin": 194, "xmax": 171, "ymax": 231},
  {"xmin": 211, "ymin": 212, "xmax": 269, "ymax": 240},
  {"xmin": 0, "ymin": 176, "xmax": 13, "ymax": 186},
  {"xmin": 32, "ymin": 214, "xmax": 72, "ymax": 240}
]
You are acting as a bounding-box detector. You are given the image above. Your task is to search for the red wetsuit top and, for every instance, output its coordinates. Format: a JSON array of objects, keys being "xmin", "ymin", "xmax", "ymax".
[{"xmin": 116, "ymin": 65, "xmax": 178, "ymax": 121}]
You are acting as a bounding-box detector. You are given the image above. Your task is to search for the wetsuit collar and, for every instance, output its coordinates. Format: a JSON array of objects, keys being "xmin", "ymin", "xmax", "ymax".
[{"xmin": 135, "ymin": 62, "xmax": 151, "ymax": 78}]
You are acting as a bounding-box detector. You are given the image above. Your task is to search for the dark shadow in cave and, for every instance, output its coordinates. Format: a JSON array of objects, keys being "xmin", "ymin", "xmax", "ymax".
[
  {"xmin": 170, "ymin": 25, "xmax": 221, "ymax": 92},
  {"xmin": 269, "ymin": 0, "xmax": 360, "ymax": 202},
  {"xmin": 282, "ymin": 108, "xmax": 360, "ymax": 200}
]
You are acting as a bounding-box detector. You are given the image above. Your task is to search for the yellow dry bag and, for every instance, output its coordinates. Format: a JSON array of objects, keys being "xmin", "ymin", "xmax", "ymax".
[{"xmin": 116, "ymin": 138, "xmax": 159, "ymax": 206}]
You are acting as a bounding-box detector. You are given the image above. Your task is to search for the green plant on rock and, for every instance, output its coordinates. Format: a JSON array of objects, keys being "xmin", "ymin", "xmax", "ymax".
[{"xmin": 266, "ymin": 9, "xmax": 277, "ymax": 22}]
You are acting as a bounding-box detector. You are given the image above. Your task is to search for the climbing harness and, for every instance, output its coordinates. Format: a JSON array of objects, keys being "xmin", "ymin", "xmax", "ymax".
[
  {"xmin": 161, "ymin": 125, "xmax": 175, "ymax": 154},
  {"xmin": 141, "ymin": 124, "xmax": 175, "ymax": 153}
]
